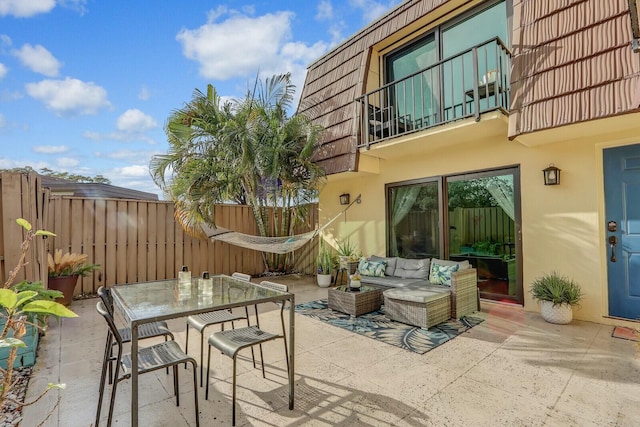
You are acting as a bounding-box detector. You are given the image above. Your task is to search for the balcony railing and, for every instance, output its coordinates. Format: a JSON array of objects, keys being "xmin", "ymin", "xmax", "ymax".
[{"xmin": 357, "ymin": 37, "xmax": 511, "ymax": 148}]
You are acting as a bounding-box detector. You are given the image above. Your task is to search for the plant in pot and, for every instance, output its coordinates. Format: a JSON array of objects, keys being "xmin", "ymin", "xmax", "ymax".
[
  {"xmin": 316, "ymin": 241, "xmax": 334, "ymax": 288},
  {"xmin": 47, "ymin": 249, "xmax": 100, "ymax": 306},
  {"xmin": 336, "ymin": 239, "xmax": 361, "ymax": 274},
  {"xmin": 530, "ymin": 271, "xmax": 583, "ymax": 324}
]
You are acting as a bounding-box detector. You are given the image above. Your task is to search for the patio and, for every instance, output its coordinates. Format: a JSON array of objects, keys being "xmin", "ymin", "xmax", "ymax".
[{"xmin": 22, "ymin": 274, "xmax": 640, "ymax": 426}]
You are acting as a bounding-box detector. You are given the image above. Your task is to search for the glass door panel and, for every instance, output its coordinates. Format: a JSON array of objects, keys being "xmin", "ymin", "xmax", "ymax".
[
  {"xmin": 441, "ymin": 1, "xmax": 507, "ymax": 117},
  {"xmin": 386, "ymin": 35, "xmax": 438, "ymax": 132},
  {"xmin": 387, "ymin": 181, "xmax": 440, "ymax": 259},
  {"xmin": 447, "ymin": 169, "xmax": 521, "ymax": 303}
]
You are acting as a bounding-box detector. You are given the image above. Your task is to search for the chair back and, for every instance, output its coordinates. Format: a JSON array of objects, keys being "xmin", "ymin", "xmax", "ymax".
[
  {"xmin": 258, "ymin": 281, "xmax": 288, "ymax": 293},
  {"xmin": 231, "ymin": 272, "xmax": 251, "ymax": 282},
  {"xmin": 96, "ymin": 301, "xmax": 124, "ymax": 347},
  {"xmin": 97, "ymin": 286, "xmax": 114, "ymax": 315}
]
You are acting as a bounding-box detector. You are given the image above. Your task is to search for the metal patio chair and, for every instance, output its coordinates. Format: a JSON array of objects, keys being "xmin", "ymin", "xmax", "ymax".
[
  {"xmin": 185, "ymin": 271, "xmax": 255, "ymax": 386},
  {"xmin": 97, "ymin": 286, "xmax": 175, "ymax": 384},
  {"xmin": 205, "ymin": 280, "xmax": 290, "ymax": 426},
  {"xmin": 95, "ymin": 301, "xmax": 199, "ymax": 427}
]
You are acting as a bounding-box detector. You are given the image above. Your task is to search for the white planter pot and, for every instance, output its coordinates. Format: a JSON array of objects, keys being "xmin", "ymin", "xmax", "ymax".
[
  {"xmin": 540, "ymin": 300, "xmax": 573, "ymax": 324},
  {"xmin": 317, "ymin": 273, "xmax": 332, "ymax": 288},
  {"xmin": 350, "ymin": 280, "xmax": 361, "ymax": 289}
]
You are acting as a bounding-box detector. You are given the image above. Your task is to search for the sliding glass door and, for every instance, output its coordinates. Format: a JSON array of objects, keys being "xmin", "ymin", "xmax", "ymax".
[
  {"xmin": 387, "ymin": 179, "xmax": 441, "ymax": 259},
  {"xmin": 386, "ymin": 167, "xmax": 522, "ymax": 304}
]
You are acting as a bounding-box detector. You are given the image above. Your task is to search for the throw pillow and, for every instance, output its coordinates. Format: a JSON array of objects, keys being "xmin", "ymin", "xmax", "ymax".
[
  {"xmin": 429, "ymin": 262, "xmax": 460, "ymax": 286},
  {"xmin": 370, "ymin": 255, "xmax": 398, "ymax": 276},
  {"xmin": 358, "ymin": 259, "xmax": 387, "ymax": 277}
]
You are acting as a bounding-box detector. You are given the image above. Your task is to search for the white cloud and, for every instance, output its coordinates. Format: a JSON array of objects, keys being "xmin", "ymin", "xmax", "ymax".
[
  {"xmin": 0, "ymin": 0, "xmax": 56, "ymax": 17},
  {"xmin": 25, "ymin": 77, "xmax": 111, "ymax": 116},
  {"xmin": 138, "ymin": 85, "xmax": 150, "ymax": 101},
  {"xmin": 349, "ymin": 0, "xmax": 399, "ymax": 24},
  {"xmin": 56, "ymin": 157, "xmax": 79, "ymax": 167},
  {"xmin": 33, "ymin": 145, "xmax": 68, "ymax": 154},
  {"xmin": 116, "ymin": 109, "xmax": 158, "ymax": 133},
  {"xmin": 115, "ymin": 164, "xmax": 149, "ymax": 177},
  {"xmin": 316, "ymin": 0, "xmax": 333, "ymax": 21},
  {"xmin": 0, "ymin": 34, "xmax": 11, "ymax": 48},
  {"xmin": 0, "ymin": 63, "xmax": 7, "ymax": 79},
  {"xmin": 177, "ymin": 9, "xmax": 328, "ymax": 83},
  {"xmin": 13, "ymin": 44, "xmax": 62, "ymax": 77},
  {"xmin": 95, "ymin": 149, "xmax": 162, "ymax": 161}
]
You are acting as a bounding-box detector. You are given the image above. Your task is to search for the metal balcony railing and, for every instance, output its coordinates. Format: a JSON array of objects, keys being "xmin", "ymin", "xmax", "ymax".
[{"xmin": 357, "ymin": 37, "xmax": 511, "ymax": 149}]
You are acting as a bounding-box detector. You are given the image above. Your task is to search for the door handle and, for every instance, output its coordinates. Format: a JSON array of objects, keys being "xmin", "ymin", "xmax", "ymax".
[{"xmin": 608, "ymin": 236, "xmax": 617, "ymax": 262}]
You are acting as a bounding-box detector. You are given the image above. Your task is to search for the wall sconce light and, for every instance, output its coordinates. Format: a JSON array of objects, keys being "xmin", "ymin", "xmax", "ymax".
[
  {"xmin": 628, "ymin": 0, "xmax": 640, "ymax": 52},
  {"xmin": 339, "ymin": 193, "xmax": 350, "ymax": 205},
  {"xmin": 542, "ymin": 164, "xmax": 561, "ymax": 185}
]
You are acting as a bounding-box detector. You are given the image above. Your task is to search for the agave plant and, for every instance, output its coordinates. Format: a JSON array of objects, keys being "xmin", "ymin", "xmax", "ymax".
[
  {"xmin": 47, "ymin": 249, "xmax": 100, "ymax": 278},
  {"xmin": 530, "ymin": 271, "xmax": 583, "ymax": 307}
]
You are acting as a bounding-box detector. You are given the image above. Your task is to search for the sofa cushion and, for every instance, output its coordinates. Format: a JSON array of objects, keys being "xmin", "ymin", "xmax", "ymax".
[
  {"xmin": 358, "ymin": 259, "xmax": 386, "ymax": 277},
  {"xmin": 360, "ymin": 276, "xmax": 421, "ymax": 287},
  {"xmin": 383, "ymin": 287, "xmax": 451, "ymax": 303},
  {"xmin": 429, "ymin": 262, "xmax": 460, "ymax": 286},
  {"xmin": 394, "ymin": 258, "xmax": 430, "ymax": 279},
  {"xmin": 370, "ymin": 255, "xmax": 397, "ymax": 277}
]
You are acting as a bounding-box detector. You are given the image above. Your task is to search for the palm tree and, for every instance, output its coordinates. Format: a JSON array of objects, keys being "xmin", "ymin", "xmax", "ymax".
[{"xmin": 150, "ymin": 73, "xmax": 325, "ymax": 271}]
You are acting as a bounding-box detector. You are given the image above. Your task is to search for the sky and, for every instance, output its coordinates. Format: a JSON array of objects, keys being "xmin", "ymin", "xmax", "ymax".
[{"xmin": 0, "ymin": 0, "xmax": 401, "ymax": 198}]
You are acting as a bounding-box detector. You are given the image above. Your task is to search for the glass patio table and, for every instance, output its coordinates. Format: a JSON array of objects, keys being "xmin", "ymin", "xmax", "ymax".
[{"xmin": 110, "ymin": 275, "xmax": 295, "ymax": 426}]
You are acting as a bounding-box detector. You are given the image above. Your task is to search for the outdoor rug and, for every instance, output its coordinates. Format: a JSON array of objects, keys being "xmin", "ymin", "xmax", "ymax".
[{"xmin": 295, "ymin": 299, "xmax": 483, "ymax": 354}]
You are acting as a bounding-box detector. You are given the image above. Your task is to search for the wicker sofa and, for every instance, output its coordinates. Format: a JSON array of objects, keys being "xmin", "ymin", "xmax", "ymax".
[{"xmin": 358, "ymin": 256, "xmax": 479, "ymax": 325}]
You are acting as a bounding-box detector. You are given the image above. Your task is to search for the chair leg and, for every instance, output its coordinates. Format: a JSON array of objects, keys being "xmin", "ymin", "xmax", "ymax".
[
  {"xmin": 107, "ymin": 349, "xmax": 123, "ymax": 427},
  {"xmin": 258, "ymin": 344, "xmax": 266, "ymax": 379},
  {"xmin": 191, "ymin": 360, "xmax": 200, "ymax": 427},
  {"xmin": 184, "ymin": 323, "xmax": 190, "ymax": 369},
  {"xmin": 232, "ymin": 355, "xmax": 238, "ymax": 427},
  {"xmin": 205, "ymin": 344, "xmax": 212, "ymax": 400},
  {"xmin": 174, "ymin": 365, "xmax": 180, "ymax": 406},
  {"xmin": 199, "ymin": 329, "xmax": 205, "ymax": 386},
  {"xmin": 96, "ymin": 333, "xmax": 112, "ymax": 426}
]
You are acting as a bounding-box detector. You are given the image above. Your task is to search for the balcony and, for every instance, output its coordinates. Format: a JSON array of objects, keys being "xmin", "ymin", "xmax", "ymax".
[{"xmin": 357, "ymin": 38, "xmax": 511, "ymax": 149}]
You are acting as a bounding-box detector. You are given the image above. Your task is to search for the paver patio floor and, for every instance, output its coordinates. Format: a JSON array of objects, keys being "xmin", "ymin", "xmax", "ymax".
[{"xmin": 22, "ymin": 274, "xmax": 640, "ymax": 426}]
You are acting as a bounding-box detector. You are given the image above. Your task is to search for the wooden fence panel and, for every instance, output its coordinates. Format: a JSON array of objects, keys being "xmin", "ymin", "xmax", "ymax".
[{"xmin": 0, "ymin": 171, "xmax": 319, "ymax": 296}]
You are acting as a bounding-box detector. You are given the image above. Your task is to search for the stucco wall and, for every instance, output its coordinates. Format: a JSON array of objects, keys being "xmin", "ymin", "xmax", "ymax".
[{"xmin": 317, "ymin": 115, "xmax": 640, "ymax": 325}]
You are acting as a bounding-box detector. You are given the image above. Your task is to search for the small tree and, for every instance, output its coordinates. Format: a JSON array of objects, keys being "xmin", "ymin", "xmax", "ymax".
[{"xmin": 0, "ymin": 219, "xmax": 77, "ymax": 422}]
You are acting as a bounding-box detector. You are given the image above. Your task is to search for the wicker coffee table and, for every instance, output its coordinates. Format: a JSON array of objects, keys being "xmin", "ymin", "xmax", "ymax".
[{"xmin": 328, "ymin": 285, "xmax": 383, "ymax": 316}]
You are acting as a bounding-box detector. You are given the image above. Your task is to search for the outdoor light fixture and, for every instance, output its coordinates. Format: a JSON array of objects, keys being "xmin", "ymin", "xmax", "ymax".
[
  {"xmin": 339, "ymin": 193, "xmax": 350, "ymax": 205},
  {"xmin": 628, "ymin": 0, "xmax": 640, "ymax": 52},
  {"xmin": 542, "ymin": 164, "xmax": 561, "ymax": 185}
]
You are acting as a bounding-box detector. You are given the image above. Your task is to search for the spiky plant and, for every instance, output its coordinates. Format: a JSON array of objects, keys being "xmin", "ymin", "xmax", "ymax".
[{"xmin": 530, "ymin": 271, "xmax": 583, "ymax": 307}]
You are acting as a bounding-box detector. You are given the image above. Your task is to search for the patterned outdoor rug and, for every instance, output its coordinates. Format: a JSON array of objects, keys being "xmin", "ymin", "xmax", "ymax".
[{"xmin": 295, "ymin": 299, "xmax": 483, "ymax": 354}]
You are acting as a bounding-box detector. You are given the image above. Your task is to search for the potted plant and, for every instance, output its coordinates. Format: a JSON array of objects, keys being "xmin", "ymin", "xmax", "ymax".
[
  {"xmin": 336, "ymin": 239, "xmax": 360, "ymax": 274},
  {"xmin": 349, "ymin": 271, "xmax": 362, "ymax": 290},
  {"xmin": 530, "ymin": 271, "xmax": 583, "ymax": 324},
  {"xmin": 316, "ymin": 241, "xmax": 334, "ymax": 288},
  {"xmin": 47, "ymin": 249, "xmax": 100, "ymax": 305}
]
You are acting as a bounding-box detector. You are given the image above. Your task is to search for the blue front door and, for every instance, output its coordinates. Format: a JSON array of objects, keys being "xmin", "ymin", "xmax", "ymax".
[{"xmin": 604, "ymin": 144, "xmax": 640, "ymax": 320}]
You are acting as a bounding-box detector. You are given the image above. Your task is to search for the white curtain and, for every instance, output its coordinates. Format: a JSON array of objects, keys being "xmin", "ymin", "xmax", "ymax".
[
  {"xmin": 486, "ymin": 178, "xmax": 514, "ymax": 220},
  {"xmin": 390, "ymin": 186, "xmax": 421, "ymax": 255}
]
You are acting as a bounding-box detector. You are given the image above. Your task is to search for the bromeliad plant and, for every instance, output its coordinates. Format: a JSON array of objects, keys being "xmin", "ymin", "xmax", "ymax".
[{"xmin": 1, "ymin": 219, "xmax": 77, "ymax": 419}]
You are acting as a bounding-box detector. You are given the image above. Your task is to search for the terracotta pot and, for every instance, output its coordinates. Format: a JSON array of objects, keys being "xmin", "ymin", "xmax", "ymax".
[{"xmin": 48, "ymin": 275, "xmax": 79, "ymax": 306}]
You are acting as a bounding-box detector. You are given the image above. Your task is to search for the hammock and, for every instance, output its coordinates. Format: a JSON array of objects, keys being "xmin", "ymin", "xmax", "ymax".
[{"xmin": 201, "ymin": 195, "xmax": 360, "ymax": 254}]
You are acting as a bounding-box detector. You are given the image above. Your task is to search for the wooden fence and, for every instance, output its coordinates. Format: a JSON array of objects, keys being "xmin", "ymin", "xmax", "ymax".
[{"xmin": 0, "ymin": 172, "xmax": 319, "ymax": 297}]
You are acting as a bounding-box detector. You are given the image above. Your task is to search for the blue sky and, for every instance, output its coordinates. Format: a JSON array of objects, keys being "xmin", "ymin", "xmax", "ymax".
[{"xmin": 0, "ymin": 0, "xmax": 400, "ymax": 197}]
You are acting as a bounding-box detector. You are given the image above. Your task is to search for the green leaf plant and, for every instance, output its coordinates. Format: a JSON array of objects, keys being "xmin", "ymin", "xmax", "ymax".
[{"xmin": 0, "ymin": 219, "xmax": 77, "ymax": 422}]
